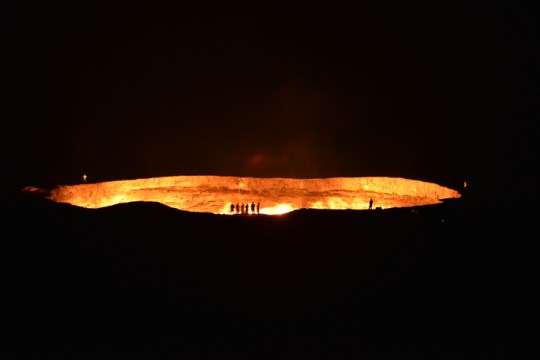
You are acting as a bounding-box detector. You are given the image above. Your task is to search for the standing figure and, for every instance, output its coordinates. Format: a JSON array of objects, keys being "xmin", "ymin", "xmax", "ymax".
[
  {"xmin": 251, "ymin": 202, "xmax": 255, "ymax": 214},
  {"xmin": 369, "ymin": 198, "xmax": 373, "ymax": 210},
  {"xmin": 257, "ymin": 202, "xmax": 260, "ymax": 215}
]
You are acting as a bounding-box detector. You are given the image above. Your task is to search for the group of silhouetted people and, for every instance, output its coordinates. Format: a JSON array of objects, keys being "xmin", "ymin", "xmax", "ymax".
[{"xmin": 230, "ymin": 201, "xmax": 260, "ymax": 215}]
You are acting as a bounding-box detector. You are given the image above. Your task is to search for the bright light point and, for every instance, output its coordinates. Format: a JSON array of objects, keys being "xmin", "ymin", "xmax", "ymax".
[{"xmin": 261, "ymin": 204, "xmax": 295, "ymax": 215}]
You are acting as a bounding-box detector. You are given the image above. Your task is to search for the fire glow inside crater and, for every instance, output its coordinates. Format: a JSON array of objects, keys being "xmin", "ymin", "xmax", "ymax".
[{"xmin": 47, "ymin": 175, "xmax": 461, "ymax": 215}]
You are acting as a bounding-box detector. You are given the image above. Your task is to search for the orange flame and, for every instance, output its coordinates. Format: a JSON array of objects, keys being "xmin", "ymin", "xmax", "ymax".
[{"xmin": 47, "ymin": 175, "xmax": 461, "ymax": 215}]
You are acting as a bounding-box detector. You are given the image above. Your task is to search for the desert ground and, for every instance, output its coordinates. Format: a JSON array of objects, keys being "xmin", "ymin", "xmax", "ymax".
[{"xmin": 1, "ymin": 187, "xmax": 532, "ymax": 359}]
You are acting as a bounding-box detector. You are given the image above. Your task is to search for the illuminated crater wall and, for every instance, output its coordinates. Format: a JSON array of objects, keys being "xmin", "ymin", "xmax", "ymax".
[{"xmin": 48, "ymin": 176, "xmax": 461, "ymax": 215}]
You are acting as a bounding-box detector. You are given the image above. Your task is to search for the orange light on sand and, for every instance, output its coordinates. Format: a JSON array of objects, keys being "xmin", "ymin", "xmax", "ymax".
[{"xmin": 46, "ymin": 175, "xmax": 461, "ymax": 215}]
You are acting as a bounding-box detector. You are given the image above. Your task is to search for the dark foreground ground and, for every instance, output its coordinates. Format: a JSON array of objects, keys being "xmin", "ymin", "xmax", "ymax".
[{"xmin": 1, "ymin": 189, "xmax": 534, "ymax": 359}]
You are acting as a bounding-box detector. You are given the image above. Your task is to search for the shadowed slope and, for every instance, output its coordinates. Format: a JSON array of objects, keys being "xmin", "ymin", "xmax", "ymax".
[{"xmin": 2, "ymin": 192, "xmax": 528, "ymax": 358}]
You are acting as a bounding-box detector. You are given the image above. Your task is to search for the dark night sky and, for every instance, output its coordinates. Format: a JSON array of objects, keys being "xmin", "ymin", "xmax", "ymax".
[{"xmin": 4, "ymin": 1, "xmax": 538, "ymax": 194}]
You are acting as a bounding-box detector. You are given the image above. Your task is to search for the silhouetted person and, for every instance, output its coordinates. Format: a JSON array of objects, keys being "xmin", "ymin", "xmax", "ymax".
[
  {"xmin": 230, "ymin": 202, "xmax": 235, "ymax": 214},
  {"xmin": 251, "ymin": 202, "xmax": 255, "ymax": 214},
  {"xmin": 241, "ymin": 203, "xmax": 245, "ymax": 215},
  {"xmin": 369, "ymin": 198, "xmax": 373, "ymax": 210},
  {"xmin": 257, "ymin": 202, "xmax": 260, "ymax": 214},
  {"xmin": 236, "ymin": 203, "xmax": 240, "ymax": 214}
]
